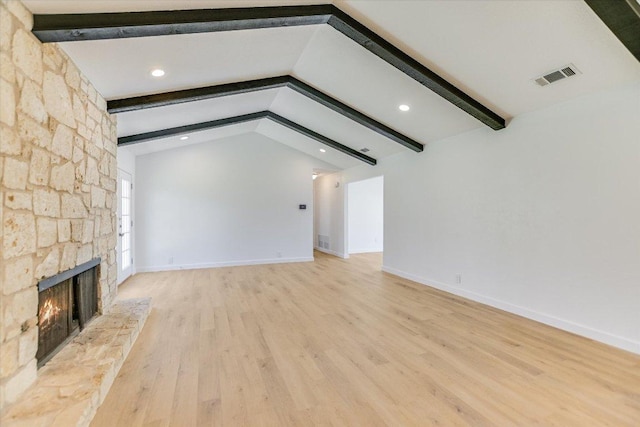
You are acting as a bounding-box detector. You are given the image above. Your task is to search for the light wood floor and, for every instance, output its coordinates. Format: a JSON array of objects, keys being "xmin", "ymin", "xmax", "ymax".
[{"xmin": 92, "ymin": 252, "xmax": 640, "ymax": 426}]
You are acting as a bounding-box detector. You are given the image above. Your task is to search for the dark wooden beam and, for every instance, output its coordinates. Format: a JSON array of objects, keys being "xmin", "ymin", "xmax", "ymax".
[
  {"xmin": 108, "ymin": 76, "xmax": 288, "ymax": 113},
  {"xmin": 32, "ymin": 5, "xmax": 333, "ymax": 42},
  {"xmin": 584, "ymin": 0, "xmax": 640, "ymax": 62},
  {"xmin": 265, "ymin": 112, "xmax": 376, "ymax": 165},
  {"xmin": 117, "ymin": 111, "xmax": 268, "ymax": 146},
  {"xmin": 108, "ymin": 75, "xmax": 424, "ymax": 152},
  {"xmin": 117, "ymin": 111, "xmax": 377, "ymax": 165},
  {"xmin": 33, "ymin": 5, "xmax": 506, "ymax": 130}
]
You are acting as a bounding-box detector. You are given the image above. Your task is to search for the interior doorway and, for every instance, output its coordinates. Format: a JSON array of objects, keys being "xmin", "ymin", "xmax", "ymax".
[
  {"xmin": 346, "ymin": 176, "xmax": 384, "ymax": 255},
  {"xmin": 117, "ymin": 170, "xmax": 133, "ymax": 284}
]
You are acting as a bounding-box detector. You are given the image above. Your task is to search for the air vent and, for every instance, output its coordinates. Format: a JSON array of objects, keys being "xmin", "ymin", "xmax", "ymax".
[
  {"xmin": 360, "ymin": 147, "xmax": 370, "ymax": 153},
  {"xmin": 534, "ymin": 64, "xmax": 581, "ymax": 87}
]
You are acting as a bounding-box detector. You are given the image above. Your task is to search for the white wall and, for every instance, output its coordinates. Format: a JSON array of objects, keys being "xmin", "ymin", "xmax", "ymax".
[
  {"xmin": 315, "ymin": 82, "xmax": 640, "ymax": 353},
  {"xmin": 348, "ymin": 176, "xmax": 383, "ymax": 253},
  {"xmin": 314, "ymin": 174, "xmax": 347, "ymax": 258},
  {"xmin": 135, "ymin": 133, "xmax": 334, "ymax": 271},
  {"xmin": 116, "ymin": 148, "xmax": 136, "ymax": 284}
]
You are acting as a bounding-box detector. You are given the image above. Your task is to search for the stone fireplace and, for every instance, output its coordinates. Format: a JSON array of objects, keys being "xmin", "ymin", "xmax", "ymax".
[
  {"xmin": 1, "ymin": 0, "xmax": 118, "ymax": 410},
  {"xmin": 36, "ymin": 258, "xmax": 99, "ymax": 367}
]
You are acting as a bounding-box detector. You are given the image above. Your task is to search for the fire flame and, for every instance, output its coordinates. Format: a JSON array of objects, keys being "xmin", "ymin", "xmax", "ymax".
[{"xmin": 39, "ymin": 298, "xmax": 61, "ymax": 328}]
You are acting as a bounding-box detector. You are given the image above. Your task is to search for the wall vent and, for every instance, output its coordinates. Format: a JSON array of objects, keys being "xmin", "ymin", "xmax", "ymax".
[
  {"xmin": 318, "ymin": 234, "xmax": 330, "ymax": 250},
  {"xmin": 534, "ymin": 64, "xmax": 581, "ymax": 87}
]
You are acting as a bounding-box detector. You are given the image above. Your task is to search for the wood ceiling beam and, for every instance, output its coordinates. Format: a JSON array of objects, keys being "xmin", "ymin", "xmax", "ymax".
[
  {"xmin": 32, "ymin": 5, "xmax": 506, "ymax": 131},
  {"xmin": 584, "ymin": 0, "xmax": 640, "ymax": 62},
  {"xmin": 117, "ymin": 110, "xmax": 377, "ymax": 166},
  {"xmin": 108, "ymin": 76, "xmax": 424, "ymax": 152}
]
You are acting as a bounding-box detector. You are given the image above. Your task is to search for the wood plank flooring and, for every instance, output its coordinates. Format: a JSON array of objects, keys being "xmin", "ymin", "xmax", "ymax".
[{"xmin": 92, "ymin": 252, "xmax": 640, "ymax": 426}]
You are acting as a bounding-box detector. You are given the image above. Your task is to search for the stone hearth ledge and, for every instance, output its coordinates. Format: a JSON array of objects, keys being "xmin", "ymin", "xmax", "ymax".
[{"xmin": 0, "ymin": 298, "xmax": 152, "ymax": 427}]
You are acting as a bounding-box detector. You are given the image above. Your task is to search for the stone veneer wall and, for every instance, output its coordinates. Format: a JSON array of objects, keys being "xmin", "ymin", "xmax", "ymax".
[{"xmin": 0, "ymin": 0, "xmax": 118, "ymax": 410}]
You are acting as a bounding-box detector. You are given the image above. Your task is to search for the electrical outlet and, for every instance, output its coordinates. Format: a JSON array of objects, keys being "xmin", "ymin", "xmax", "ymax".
[
  {"xmin": 455, "ymin": 273, "xmax": 462, "ymax": 284},
  {"xmin": 168, "ymin": 257, "xmax": 174, "ymax": 265},
  {"xmin": 277, "ymin": 252, "xmax": 282, "ymax": 258}
]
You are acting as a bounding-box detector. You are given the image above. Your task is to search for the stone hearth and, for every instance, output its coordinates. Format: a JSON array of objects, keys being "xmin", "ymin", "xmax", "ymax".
[{"xmin": 0, "ymin": 298, "xmax": 151, "ymax": 427}]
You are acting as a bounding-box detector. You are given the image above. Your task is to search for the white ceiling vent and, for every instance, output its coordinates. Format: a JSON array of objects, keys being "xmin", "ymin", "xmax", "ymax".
[{"xmin": 534, "ymin": 64, "xmax": 581, "ymax": 87}]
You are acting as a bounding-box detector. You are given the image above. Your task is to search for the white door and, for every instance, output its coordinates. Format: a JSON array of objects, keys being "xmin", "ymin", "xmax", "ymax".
[{"xmin": 117, "ymin": 170, "xmax": 133, "ymax": 284}]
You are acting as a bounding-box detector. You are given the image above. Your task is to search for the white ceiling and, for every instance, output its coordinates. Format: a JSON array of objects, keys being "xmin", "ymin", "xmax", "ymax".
[{"xmin": 23, "ymin": 0, "xmax": 640, "ymax": 166}]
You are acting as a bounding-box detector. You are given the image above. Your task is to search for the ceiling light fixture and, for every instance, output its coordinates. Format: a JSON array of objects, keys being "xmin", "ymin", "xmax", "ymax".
[
  {"xmin": 151, "ymin": 69, "xmax": 165, "ymax": 77},
  {"xmin": 319, "ymin": 148, "xmax": 326, "ymax": 153},
  {"xmin": 398, "ymin": 104, "xmax": 410, "ymax": 112},
  {"xmin": 180, "ymin": 136, "xmax": 189, "ymax": 140},
  {"xmin": 312, "ymin": 173, "xmax": 318, "ymax": 180}
]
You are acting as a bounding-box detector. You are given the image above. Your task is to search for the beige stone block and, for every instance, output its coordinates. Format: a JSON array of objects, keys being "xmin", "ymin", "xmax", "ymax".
[
  {"xmin": 50, "ymin": 161, "xmax": 75, "ymax": 193},
  {"xmin": 37, "ymin": 217, "xmax": 57, "ymax": 248},
  {"xmin": 96, "ymin": 94, "xmax": 107, "ymax": 113},
  {"xmin": 87, "ymin": 84, "xmax": 97, "ymax": 105},
  {"xmin": 0, "ymin": 125, "xmax": 20, "ymax": 155},
  {"xmin": 0, "ymin": 4, "xmax": 13, "ymax": 53},
  {"xmin": 42, "ymin": 43, "xmax": 63, "ymax": 72},
  {"xmin": 92, "ymin": 125, "xmax": 104, "ymax": 149},
  {"xmin": 51, "ymin": 123, "xmax": 73, "ymax": 159},
  {"xmin": 18, "ymin": 326, "xmax": 37, "ymax": 367},
  {"xmin": 72, "ymin": 145, "xmax": 84, "ymax": 163},
  {"xmin": 33, "ymin": 189, "xmax": 60, "ymax": 217},
  {"xmin": 5, "ymin": 191, "xmax": 32, "ymax": 210},
  {"xmin": 58, "ymin": 219, "xmax": 71, "ymax": 242},
  {"xmin": 43, "ymin": 71, "xmax": 75, "ymax": 128},
  {"xmin": 77, "ymin": 122, "xmax": 90, "ymax": 140},
  {"xmin": 98, "ymin": 153, "xmax": 110, "ymax": 176},
  {"xmin": 0, "ymin": 337, "xmax": 18, "ymax": 379},
  {"xmin": 81, "ymin": 220, "xmax": 94, "ymax": 244},
  {"xmin": 60, "ymin": 243, "xmax": 78, "ymax": 270},
  {"xmin": 77, "ymin": 244, "xmax": 93, "ymax": 265},
  {"xmin": 100, "ymin": 213, "xmax": 113, "ymax": 236},
  {"xmin": 72, "ymin": 95, "xmax": 86, "ymax": 125},
  {"xmin": 11, "ymin": 30, "xmax": 42, "ymax": 84},
  {"xmin": 85, "ymin": 156, "xmax": 99, "ymax": 185},
  {"xmin": 3, "ymin": 359, "xmax": 37, "ymax": 405},
  {"xmin": 91, "ymin": 186, "xmax": 106, "ymax": 208},
  {"xmin": 65, "ymin": 64, "xmax": 81, "ymax": 90},
  {"xmin": 86, "ymin": 101, "xmax": 102, "ymax": 123},
  {"xmin": 2, "ymin": 158, "xmax": 28, "ymax": 190},
  {"xmin": 6, "ymin": 0, "xmax": 33, "ymax": 30},
  {"xmin": 70, "ymin": 220, "xmax": 83, "ymax": 242},
  {"xmin": 28, "ymin": 147, "xmax": 50, "ymax": 186},
  {"xmin": 18, "ymin": 114, "xmax": 51, "ymax": 149},
  {"xmin": 35, "ymin": 247, "xmax": 60, "ymax": 279},
  {"xmin": 18, "ymin": 79, "xmax": 47, "ymax": 123},
  {"xmin": 61, "ymin": 194, "xmax": 87, "ymax": 218},
  {"xmin": 3, "ymin": 211, "xmax": 35, "ymax": 259},
  {"xmin": 3, "ymin": 256, "xmax": 33, "ymax": 295},
  {"xmin": 4, "ymin": 288, "xmax": 38, "ymax": 332},
  {"xmin": 94, "ymin": 217, "xmax": 101, "ymax": 238},
  {"xmin": 0, "ymin": 77, "xmax": 15, "ymax": 126},
  {"xmin": 100, "ymin": 176, "xmax": 116, "ymax": 192},
  {"xmin": 0, "ymin": 53, "xmax": 16, "ymax": 84}
]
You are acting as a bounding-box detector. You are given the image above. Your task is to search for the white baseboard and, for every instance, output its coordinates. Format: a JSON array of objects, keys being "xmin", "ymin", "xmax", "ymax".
[
  {"xmin": 382, "ymin": 265, "xmax": 640, "ymax": 355},
  {"xmin": 349, "ymin": 248, "xmax": 383, "ymax": 254},
  {"xmin": 314, "ymin": 246, "xmax": 348, "ymax": 259},
  {"xmin": 137, "ymin": 257, "xmax": 314, "ymax": 273}
]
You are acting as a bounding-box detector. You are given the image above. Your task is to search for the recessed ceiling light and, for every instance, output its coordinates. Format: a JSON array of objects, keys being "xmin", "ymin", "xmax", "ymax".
[
  {"xmin": 151, "ymin": 69, "xmax": 165, "ymax": 77},
  {"xmin": 398, "ymin": 104, "xmax": 410, "ymax": 112},
  {"xmin": 319, "ymin": 148, "xmax": 326, "ymax": 153},
  {"xmin": 180, "ymin": 136, "xmax": 189, "ymax": 140}
]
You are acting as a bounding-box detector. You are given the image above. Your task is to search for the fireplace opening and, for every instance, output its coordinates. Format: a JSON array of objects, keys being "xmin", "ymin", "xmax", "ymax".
[{"xmin": 36, "ymin": 258, "xmax": 100, "ymax": 368}]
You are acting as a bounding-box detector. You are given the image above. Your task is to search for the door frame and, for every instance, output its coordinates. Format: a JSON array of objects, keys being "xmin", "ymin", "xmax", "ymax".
[{"xmin": 117, "ymin": 169, "xmax": 134, "ymax": 284}]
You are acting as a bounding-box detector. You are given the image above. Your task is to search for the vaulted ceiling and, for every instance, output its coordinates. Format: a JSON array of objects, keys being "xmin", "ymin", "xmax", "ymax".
[{"xmin": 23, "ymin": 0, "xmax": 640, "ymax": 169}]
